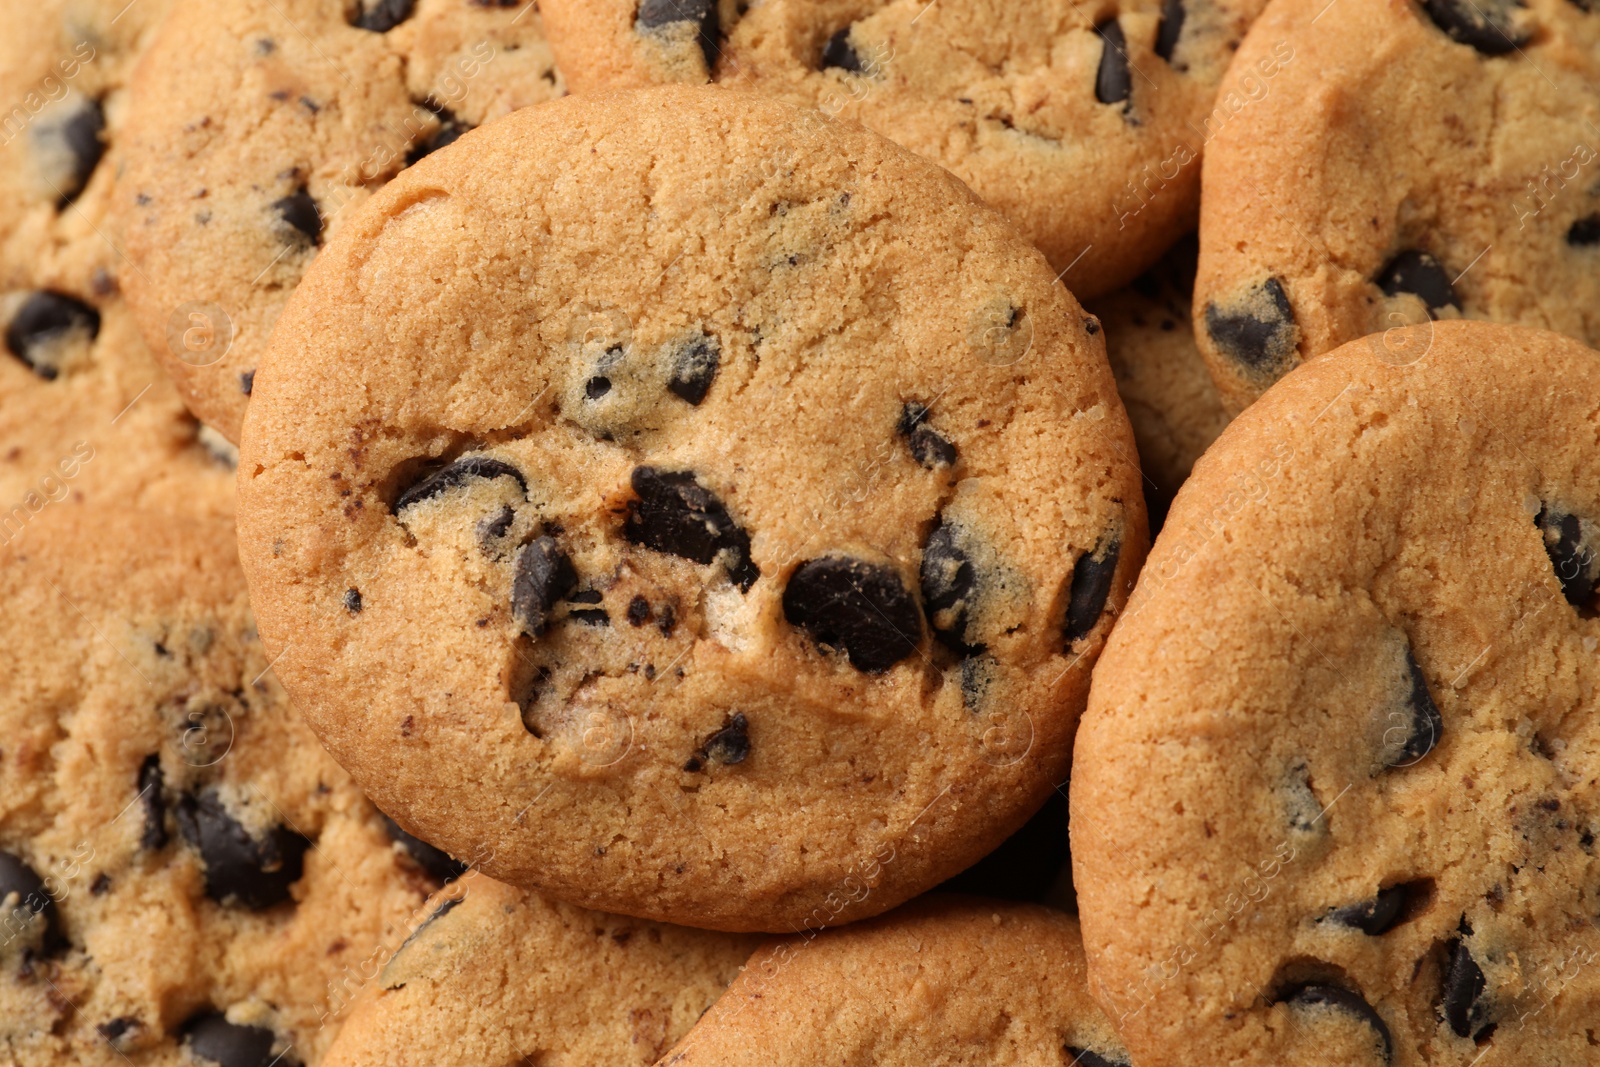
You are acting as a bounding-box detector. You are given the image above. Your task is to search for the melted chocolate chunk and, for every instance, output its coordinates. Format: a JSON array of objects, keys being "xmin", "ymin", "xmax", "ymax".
[
  {"xmin": 395, "ymin": 456, "xmax": 527, "ymax": 513},
  {"xmin": 1280, "ymin": 984, "xmax": 1393, "ymax": 1063},
  {"xmin": 1537, "ymin": 504, "xmax": 1598, "ymax": 607},
  {"xmin": 138, "ymin": 755, "xmax": 167, "ymax": 850},
  {"xmin": 1095, "ymin": 20, "xmax": 1132, "ymax": 105},
  {"xmin": 684, "ymin": 712, "xmax": 750, "ymax": 771},
  {"xmin": 921, "ymin": 522, "xmax": 979, "ymax": 652},
  {"xmin": 1440, "ymin": 937, "xmax": 1492, "ymax": 1039},
  {"xmin": 1420, "ymin": 0, "xmax": 1526, "ymax": 54},
  {"xmin": 5, "ymin": 290, "xmax": 101, "ymax": 380},
  {"xmin": 1154, "ymin": 0, "xmax": 1186, "ymax": 61},
  {"xmin": 181, "ymin": 1012, "xmax": 279, "ymax": 1067},
  {"xmin": 353, "ymin": 0, "xmax": 417, "ymax": 32},
  {"xmin": 1065, "ymin": 1048, "xmax": 1130, "ymax": 1067},
  {"xmin": 1203, "ymin": 277, "xmax": 1298, "ymax": 372},
  {"xmin": 406, "ymin": 108, "xmax": 472, "ymax": 164},
  {"xmin": 1064, "ymin": 538, "xmax": 1120, "ymax": 644},
  {"xmin": 46, "ymin": 96, "xmax": 106, "ymax": 206},
  {"xmin": 626, "ymin": 595, "xmax": 653, "ymax": 626},
  {"xmin": 1376, "ymin": 250, "xmax": 1457, "ymax": 314},
  {"xmin": 898, "ymin": 402, "xmax": 958, "ymax": 469},
  {"xmin": 667, "ymin": 332, "xmax": 720, "ymax": 405},
  {"xmin": 380, "ymin": 814, "xmax": 467, "ymax": 883},
  {"xmin": 342, "ymin": 588, "xmax": 362, "ymax": 615},
  {"xmin": 1326, "ymin": 882, "xmax": 1423, "ymax": 935},
  {"xmin": 1567, "ymin": 215, "xmax": 1600, "ymax": 246},
  {"xmin": 0, "ymin": 851, "xmax": 61, "ymax": 954},
  {"xmin": 273, "ymin": 187, "xmax": 322, "ymax": 246},
  {"xmin": 822, "ymin": 26, "xmax": 864, "ymax": 72},
  {"xmin": 623, "ymin": 467, "xmax": 759, "ymax": 590},
  {"xmin": 637, "ymin": 0, "xmax": 720, "ymax": 69},
  {"xmin": 1388, "ymin": 649, "xmax": 1442, "ymax": 767},
  {"xmin": 175, "ymin": 791, "xmax": 310, "ymax": 909},
  {"xmin": 782, "ymin": 556, "xmax": 922, "ymax": 673},
  {"xmin": 570, "ymin": 608, "xmax": 611, "ymax": 626},
  {"xmin": 511, "ymin": 536, "xmax": 578, "ymax": 637}
]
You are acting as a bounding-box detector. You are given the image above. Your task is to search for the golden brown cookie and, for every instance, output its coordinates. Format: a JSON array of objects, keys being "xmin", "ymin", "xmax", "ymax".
[
  {"xmin": 116, "ymin": 0, "xmax": 567, "ymax": 442},
  {"xmin": 658, "ymin": 896, "xmax": 1130, "ymax": 1065},
  {"xmin": 1194, "ymin": 0, "xmax": 1600, "ymax": 412},
  {"xmin": 236, "ymin": 86, "xmax": 1145, "ymax": 931},
  {"xmin": 539, "ymin": 0, "xmax": 1266, "ymax": 298},
  {"xmin": 0, "ymin": 505, "xmax": 460, "ymax": 1066},
  {"xmin": 0, "ymin": 0, "xmax": 236, "ymax": 524},
  {"xmin": 1073, "ymin": 322, "xmax": 1600, "ymax": 1065},
  {"xmin": 321, "ymin": 871, "xmax": 758, "ymax": 1067}
]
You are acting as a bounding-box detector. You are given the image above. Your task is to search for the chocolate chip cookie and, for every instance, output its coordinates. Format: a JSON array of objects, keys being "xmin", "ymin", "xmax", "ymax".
[
  {"xmin": 0, "ymin": 505, "xmax": 456, "ymax": 1066},
  {"xmin": 322, "ymin": 871, "xmax": 758, "ymax": 1067},
  {"xmin": 1194, "ymin": 0, "xmax": 1600, "ymax": 412},
  {"xmin": 0, "ymin": 0, "xmax": 237, "ymax": 524},
  {"xmin": 1086, "ymin": 235, "xmax": 1230, "ymax": 528},
  {"xmin": 236, "ymin": 86, "xmax": 1145, "ymax": 931},
  {"xmin": 1073, "ymin": 322, "xmax": 1600, "ymax": 1065},
  {"xmin": 116, "ymin": 0, "xmax": 568, "ymax": 443},
  {"xmin": 658, "ymin": 896, "xmax": 1130, "ymax": 1065},
  {"xmin": 539, "ymin": 0, "xmax": 1267, "ymax": 299}
]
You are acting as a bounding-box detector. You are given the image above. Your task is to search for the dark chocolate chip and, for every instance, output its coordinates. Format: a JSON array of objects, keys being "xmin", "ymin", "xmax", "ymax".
[
  {"xmin": 354, "ymin": 0, "xmax": 417, "ymax": 31},
  {"xmin": 50, "ymin": 97, "xmax": 106, "ymax": 206},
  {"xmin": 626, "ymin": 595, "xmax": 652, "ymax": 626},
  {"xmin": 395, "ymin": 456, "xmax": 528, "ymax": 513},
  {"xmin": 585, "ymin": 376, "xmax": 612, "ymax": 400},
  {"xmin": 181, "ymin": 1012, "xmax": 279, "ymax": 1067},
  {"xmin": 342, "ymin": 588, "xmax": 362, "ymax": 614},
  {"xmin": 822, "ymin": 27, "xmax": 864, "ymax": 72},
  {"xmin": 239, "ymin": 370, "xmax": 255, "ymax": 395},
  {"xmin": 685, "ymin": 712, "xmax": 750, "ymax": 771},
  {"xmin": 568, "ymin": 589, "xmax": 603, "ymax": 604},
  {"xmin": 658, "ymin": 603, "xmax": 677, "ymax": 636},
  {"xmin": 406, "ymin": 109, "xmax": 472, "ymax": 164},
  {"xmin": 0, "ymin": 851, "xmax": 61, "ymax": 954},
  {"xmin": 380, "ymin": 814, "xmax": 466, "ymax": 883},
  {"xmin": 1420, "ymin": 0, "xmax": 1526, "ymax": 54},
  {"xmin": 1389, "ymin": 649, "xmax": 1442, "ymax": 767},
  {"xmin": 511, "ymin": 536, "xmax": 578, "ymax": 637},
  {"xmin": 477, "ymin": 505, "xmax": 516, "ymax": 552},
  {"xmin": 1154, "ymin": 0, "xmax": 1186, "ymax": 61},
  {"xmin": 97, "ymin": 1017, "xmax": 137, "ymax": 1045},
  {"xmin": 1094, "ymin": 20, "xmax": 1132, "ymax": 106},
  {"xmin": 1203, "ymin": 277, "xmax": 1298, "ymax": 371},
  {"xmin": 636, "ymin": 0, "xmax": 720, "ymax": 69},
  {"xmin": 1536, "ymin": 505, "xmax": 1598, "ymax": 608},
  {"xmin": 783, "ymin": 556, "xmax": 922, "ymax": 673},
  {"xmin": 5, "ymin": 290, "xmax": 101, "ymax": 380},
  {"xmin": 1280, "ymin": 984, "xmax": 1393, "ymax": 1063},
  {"xmin": 174, "ymin": 791, "xmax": 310, "ymax": 909},
  {"xmin": 666, "ymin": 332, "xmax": 720, "ymax": 405},
  {"xmin": 1064, "ymin": 538, "xmax": 1120, "ymax": 644},
  {"xmin": 273, "ymin": 187, "xmax": 321, "ymax": 246},
  {"xmin": 959, "ymin": 655, "xmax": 990, "ymax": 710},
  {"xmin": 571, "ymin": 608, "xmax": 610, "ymax": 626},
  {"xmin": 1568, "ymin": 215, "xmax": 1600, "ymax": 246},
  {"xmin": 1440, "ymin": 937, "xmax": 1491, "ymax": 1038},
  {"xmin": 921, "ymin": 521, "xmax": 979, "ymax": 653},
  {"xmin": 138, "ymin": 755, "xmax": 167, "ymax": 850},
  {"xmin": 623, "ymin": 467, "xmax": 759, "ymax": 591},
  {"xmin": 1376, "ymin": 250, "xmax": 1457, "ymax": 314},
  {"xmin": 1065, "ymin": 1048, "xmax": 1130, "ymax": 1067},
  {"xmin": 1326, "ymin": 882, "xmax": 1416, "ymax": 935},
  {"xmin": 898, "ymin": 403, "xmax": 957, "ymax": 469}
]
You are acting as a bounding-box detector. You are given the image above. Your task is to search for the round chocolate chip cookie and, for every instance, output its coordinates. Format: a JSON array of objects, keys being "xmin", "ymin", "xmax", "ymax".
[
  {"xmin": 1072, "ymin": 322, "xmax": 1600, "ymax": 1065},
  {"xmin": 0, "ymin": 505, "xmax": 459, "ymax": 1066},
  {"xmin": 1085, "ymin": 235, "xmax": 1230, "ymax": 528},
  {"xmin": 538, "ymin": 0, "xmax": 1267, "ymax": 299},
  {"xmin": 1194, "ymin": 0, "xmax": 1600, "ymax": 412},
  {"xmin": 0, "ymin": 0, "xmax": 237, "ymax": 524},
  {"xmin": 236, "ymin": 86, "xmax": 1145, "ymax": 931},
  {"xmin": 658, "ymin": 896, "xmax": 1130, "ymax": 1065},
  {"xmin": 322, "ymin": 871, "xmax": 759, "ymax": 1067},
  {"xmin": 116, "ymin": 0, "xmax": 568, "ymax": 443}
]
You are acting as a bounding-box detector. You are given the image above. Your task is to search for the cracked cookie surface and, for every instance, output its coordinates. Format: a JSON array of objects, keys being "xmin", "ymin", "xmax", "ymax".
[
  {"xmin": 539, "ymin": 0, "xmax": 1267, "ymax": 299},
  {"xmin": 237, "ymin": 85, "xmax": 1145, "ymax": 931},
  {"xmin": 1194, "ymin": 0, "xmax": 1600, "ymax": 412},
  {"xmin": 116, "ymin": 0, "xmax": 567, "ymax": 443},
  {"xmin": 1072, "ymin": 322, "xmax": 1600, "ymax": 1066},
  {"xmin": 0, "ymin": 506, "xmax": 445, "ymax": 1066}
]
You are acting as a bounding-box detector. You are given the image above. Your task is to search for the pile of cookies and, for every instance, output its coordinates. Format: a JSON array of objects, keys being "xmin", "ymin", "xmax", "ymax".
[{"xmin": 2, "ymin": 1, "xmax": 1595, "ymax": 1064}]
